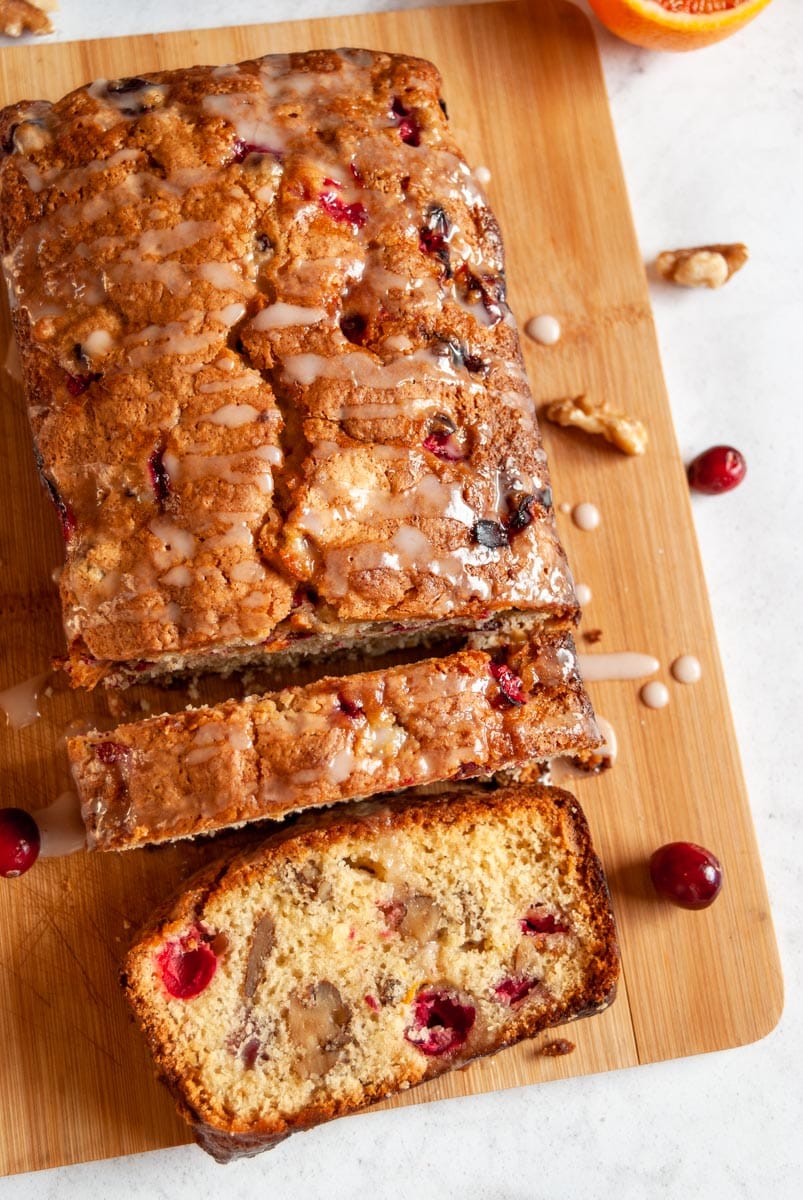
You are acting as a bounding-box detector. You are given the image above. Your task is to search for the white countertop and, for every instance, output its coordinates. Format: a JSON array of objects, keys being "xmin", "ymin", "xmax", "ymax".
[{"xmin": 2, "ymin": 1, "xmax": 801, "ymax": 1196}]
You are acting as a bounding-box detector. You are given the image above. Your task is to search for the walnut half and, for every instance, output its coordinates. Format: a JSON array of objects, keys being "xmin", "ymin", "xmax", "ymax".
[
  {"xmin": 656, "ymin": 243, "xmax": 748, "ymax": 290},
  {"xmin": 544, "ymin": 394, "xmax": 648, "ymax": 457},
  {"xmin": 0, "ymin": 0, "xmax": 53, "ymax": 38}
]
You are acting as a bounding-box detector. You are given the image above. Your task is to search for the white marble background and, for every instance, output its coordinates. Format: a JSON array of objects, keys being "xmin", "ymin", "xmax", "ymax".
[{"xmin": 2, "ymin": 1, "xmax": 802, "ymax": 1196}]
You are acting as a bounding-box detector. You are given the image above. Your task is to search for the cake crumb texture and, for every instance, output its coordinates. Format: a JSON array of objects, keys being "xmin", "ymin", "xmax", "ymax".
[{"xmin": 123, "ymin": 784, "xmax": 619, "ymax": 1161}]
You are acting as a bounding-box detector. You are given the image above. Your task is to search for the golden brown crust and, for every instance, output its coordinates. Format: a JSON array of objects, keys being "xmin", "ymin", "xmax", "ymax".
[
  {"xmin": 69, "ymin": 631, "xmax": 599, "ymax": 850},
  {"xmin": 1, "ymin": 49, "xmax": 577, "ymax": 688},
  {"xmin": 123, "ymin": 784, "xmax": 619, "ymax": 1161}
]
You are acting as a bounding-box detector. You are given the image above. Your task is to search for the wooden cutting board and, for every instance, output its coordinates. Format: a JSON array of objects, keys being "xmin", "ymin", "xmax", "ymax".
[{"xmin": 0, "ymin": 0, "xmax": 782, "ymax": 1177}]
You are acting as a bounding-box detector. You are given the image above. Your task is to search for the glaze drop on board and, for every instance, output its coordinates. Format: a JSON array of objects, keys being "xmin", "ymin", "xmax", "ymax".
[
  {"xmin": 671, "ymin": 655, "xmax": 701, "ymax": 684},
  {"xmin": 578, "ymin": 652, "xmax": 658, "ymax": 682},
  {"xmin": 37, "ymin": 792, "xmax": 86, "ymax": 858},
  {"xmin": 572, "ymin": 502, "xmax": 600, "ymax": 531},
  {"xmin": 525, "ymin": 314, "xmax": 561, "ymax": 345},
  {"xmin": 0, "ymin": 673, "xmax": 49, "ymax": 729},
  {"xmin": 641, "ymin": 681, "xmax": 670, "ymax": 709}
]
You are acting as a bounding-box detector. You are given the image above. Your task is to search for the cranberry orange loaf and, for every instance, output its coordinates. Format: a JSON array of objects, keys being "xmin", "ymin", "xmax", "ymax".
[
  {"xmin": 68, "ymin": 631, "xmax": 599, "ymax": 850},
  {"xmin": 123, "ymin": 784, "xmax": 619, "ymax": 1161},
  {"xmin": 0, "ymin": 49, "xmax": 577, "ymax": 688}
]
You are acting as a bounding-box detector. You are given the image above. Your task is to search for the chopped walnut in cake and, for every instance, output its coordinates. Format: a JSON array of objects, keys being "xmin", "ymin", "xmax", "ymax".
[
  {"xmin": 0, "ymin": 0, "xmax": 53, "ymax": 37},
  {"xmin": 544, "ymin": 394, "xmax": 648, "ymax": 457},
  {"xmin": 656, "ymin": 243, "xmax": 748, "ymax": 290}
]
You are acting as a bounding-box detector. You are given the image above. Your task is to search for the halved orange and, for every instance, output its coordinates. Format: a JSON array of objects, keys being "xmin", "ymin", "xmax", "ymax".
[{"xmin": 587, "ymin": 0, "xmax": 774, "ymax": 51}]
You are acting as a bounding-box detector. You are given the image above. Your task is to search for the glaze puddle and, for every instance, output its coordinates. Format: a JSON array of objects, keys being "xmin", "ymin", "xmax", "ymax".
[
  {"xmin": 37, "ymin": 792, "xmax": 86, "ymax": 858},
  {"xmin": 0, "ymin": 672, "xmax": 50, "ymax": 729},
  {"xmin": 577, "ymin": 653, "xmax": 658, "ymax": 682}
]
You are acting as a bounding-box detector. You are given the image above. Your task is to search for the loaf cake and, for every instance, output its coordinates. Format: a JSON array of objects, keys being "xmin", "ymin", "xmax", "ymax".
[
  {"xmin": 0, "ymin": 49, "xmax": 577, "ymax": 689},
  {"xmin": 123, "ymin": 784, "xmax": 619, "ymax": 1161},
  {"xmin": 68, "ymin": 631, "xmax": 599, "ymax": 850}
]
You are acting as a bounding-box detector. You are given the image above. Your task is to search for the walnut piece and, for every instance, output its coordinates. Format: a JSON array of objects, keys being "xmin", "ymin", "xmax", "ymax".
[
  {"xmin": 544, "ymin": 394, "xmax": 648, "ymax": 457},
  {"xmin": 0, "ymin": 0, "xmax": 53, "ymax": 37},
  {"xmin": 656, "ymin": 243, "xmax": 748, "ymax": 289}
]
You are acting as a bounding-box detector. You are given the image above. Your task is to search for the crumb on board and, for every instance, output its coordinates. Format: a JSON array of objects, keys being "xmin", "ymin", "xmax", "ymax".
[
  {"xmin": 541, "ymin": 1038, "xmax": 575, "ymax": 1057},
  {"xmin": 583, "ymin": 628, "xmax": 603, "ymax": 645},
  {"xmin": 0, "ymin": 0, "xmax": 53, "ymax": 38}
]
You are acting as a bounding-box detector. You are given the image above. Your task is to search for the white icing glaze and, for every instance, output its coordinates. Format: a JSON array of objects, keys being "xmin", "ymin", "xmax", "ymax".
[
  {"xmin": 203, "ymin": 403, "xmax": 261, "ymax": 428},
  {"xmin": 82, "ymin": 329, "xmax": 114, "ymax": 358},
  {"xmin": 251, "ymin": 303, "xmax": 328, "ymax": 330},
  {"xmin": 671, "ymin": 654, "xmax": 702, "ymax": 684},
  {"xmin": 0, "ymin": 672, "xmax": 49, "ymax": 729},
  {"xmin": 558, "ymin": 501, "xmax": 571, "ymax": 514},
  {"xmin": 3, "ymin": 338, "xmax": 22, "ymax": 380},
  {"xmin": 572, "ymin": 502, "xmax": 601, "ymax": 531},
  {"xmin": 575, "ymin": 582, "xmax": 592, "ymax": 606},
  {"xmin": 641, "ymin": 680, "xmax": 670, "ymax": 709},
  {"xmin": 525, "ymin": 314, "xmax": 561, "ymax": 345},
  {"xmin": 578, "ymin": 653, "xmax": 659, "ymax": 682},
  {"xmin": 37, "ymin": 792, "xmax": 86, "ymax": 858},
  {"xmin": 474, "ymin": 165, "xmax": 492, "ymax": 185}
]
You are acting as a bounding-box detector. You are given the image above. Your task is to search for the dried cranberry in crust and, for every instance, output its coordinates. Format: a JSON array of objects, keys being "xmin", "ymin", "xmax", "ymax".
[
  {"xmin": 231, "ymin": 138, "xmax": 283, "ymax": 163},
  {"xmin": 520, "ymin": 906, "xmax": 569, "ymax": 935},
  {"xmin": 391, "ymin": 97, "xmax": 421, "ymax": 146},
  {"xmin": 156, "ymin": 927, "xmax": 217, "ymax": 999},
  {"xmin": 404, "ymin": 987, "xmax": 475, "ymax": 1057},
  {"xmin": 472, "ymin": 519, "xmax": 509, "ymax": 549},
  {"xmin": 649, "ymin": 841, "xmax": 723, "ymax": 909},
  {"xmin": 422, "ymin": 431, "xmax": 466, "ymax": 462},
  {"xmin": 41, "ymin": 474, "xmax": 76, "ymax": 542},
  {"xmin": 94, "ymin": 740, "xmax": 131, "ymax": 766},
  {"xmin": 489, "ymin": 662, "xmax": 527, "ymax": 705},
  {"xmin": 65, "ymin": 371, "xmax": 100, "ymax": 397},
  {"xmin": 687, "ymin": 445, "xmax": 746, "ymax": 495},
  {"xmin": 0, "ymin": 808, "xmax": 41, "ymax": 878},
  {"xmin": 319, "ymin": 190, "xmax": 368, "ymax": 229},
  {"xmin": 106, "ymin": 77, "xmax": 151, "ymax": 95},
  {"xmin": 337, "ymin": 694, "xmax": 364, "ymax": 720},
  {"xmin": 147, "ymin": 447, "xmax": 171, "ymax": 506},
  {"xmin": 365, "ymin": 994, "xmax": 380, "ymax": 1012},
  {"xmin": 340, "ymin": 313, "xmax": 368, "ymax": 345},
  {"xmin": 494, "ymin": 976, "xmax": 539, "ymax": 1006}
]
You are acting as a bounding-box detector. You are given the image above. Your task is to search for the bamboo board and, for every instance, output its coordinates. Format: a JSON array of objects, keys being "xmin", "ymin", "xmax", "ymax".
[{"xmin": 0, "ymin": 0, "xmax": 782, "ymax": 1177}]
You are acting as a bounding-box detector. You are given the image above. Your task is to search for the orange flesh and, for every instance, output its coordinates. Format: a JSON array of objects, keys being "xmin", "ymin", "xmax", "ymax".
[{"xmin": 652, "ymin": 2, "xmax": 747, "ymax": 10}]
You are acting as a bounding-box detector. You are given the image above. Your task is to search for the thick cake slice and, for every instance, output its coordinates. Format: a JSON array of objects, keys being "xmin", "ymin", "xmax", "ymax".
[
  {"xmin": 68, "ymin": 632, "xmax": 598, "ymax": 850},
  {"xmin": 123, "ymin": 784, "xmax": 619, "ymax": 1162},
  {"xmin": 0, "ymin": 49, "xmax": 576, "ymax": 688}
]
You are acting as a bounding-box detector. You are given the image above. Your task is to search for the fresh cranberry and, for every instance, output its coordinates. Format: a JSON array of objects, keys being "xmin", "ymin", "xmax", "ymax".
[
  {"xmin": 147, "ymin": 447, "xmax": 171, "ymax": 506},
  {"xmin": 494, "ymin": 976, "xmax": 538, "ymax": 1006},
  {"xmin": 337, "ymin": 694, "xmax": 364, "ymax": 720},
  {"xmin": 404, "ymin": 987, "xmax": 475, "ymax": 1056},
  {"xmin": 156, "ymin": 927, "xmax": 218, "ymax": 999},
  {"xmin": 65, "ymin": 371, "xmax": 100, "ymax": 397},
  {"xmin": 687, "ymin": 445, "xmax": 746, "ymax": 494},
  {"xmin": 422, "ymin": 431, "xmax": 466, "ymax": 462},
  {"xmin": 649, "ymin": 841, "xmax": 723, "ymax": 909},
  {"xmin": 391, "ymin": 97, "xmax": 420, "ymax": 146},
  {"xmin": 231, "ymin": 138, "xmax": 282, "ymax": 163},
  {"xmin": 319, "ymin": 190, "xmax": 368, "ymax": 229},
  {"xmin": 0, "ymin": 808, "xmax": 41, "ymax": 878},
  {"xmin": 520, "ymin": 905, "xmax": 569, "ymax": 935},
  {"xmin": 490, "ymin": 662, "xmax": 527, "ymax": 706},
  {"xmin": 95, "ymin": 740, "xmax": 131, "ymax": 766}
]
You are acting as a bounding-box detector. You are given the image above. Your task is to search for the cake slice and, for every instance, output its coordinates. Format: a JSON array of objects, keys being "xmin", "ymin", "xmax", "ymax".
[
  {"xmin": 1, "ymin": 48, "xmax": 576, "ymax": 689},
  {"xmin": 122, "ymin": 784, "xmax": 619, "ymax": 1162},
  {"xmin": 68, "ymin": 631, "xmax": 599, "ymax": 850}
]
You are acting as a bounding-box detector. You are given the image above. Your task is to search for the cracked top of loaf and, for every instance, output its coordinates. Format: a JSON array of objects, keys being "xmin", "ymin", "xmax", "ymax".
[{"xmin": 0, "ymin": 48, "xmax": 577, "ymax": 686}]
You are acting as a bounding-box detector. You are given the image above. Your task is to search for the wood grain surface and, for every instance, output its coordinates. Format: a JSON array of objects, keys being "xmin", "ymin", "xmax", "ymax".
[{"xmin": 0, "ymin": 0, "xmax": 782, "ymax": 1177}]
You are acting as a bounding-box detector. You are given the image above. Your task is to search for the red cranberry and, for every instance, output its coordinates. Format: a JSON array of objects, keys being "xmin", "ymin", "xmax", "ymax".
[
  {"xmin": 365, "ymin": 994, "xmax": 380, "ymax": 1012},
  {"xmin": 95, "ymin": 740, "xmax": 131, "ymax": 766},
  {"xmin": 422, "ymin": 431, "xmax": 466, "ymax": 462},
  {"xmin": 649, "ymin": 841, "xmax": 723, "ymax": 909},
  {"xmin": 65, "ymin": 371, "xmax": 100, "ymax": 397},
  {"xmin": 404, "ymin": 987, "xmax": 475, "ymax": 1056},
  {"xmin": 156, "ymin": 927, "xmax": 218, "ymax": 999},
  {"xmin": 340, "ymin": 313, "xmax": 368, "ymax": 345},
  {"xmin": 687, "ymin": 446, "xmax": 746, "ymax": 494},
  {"xmin": 0, "ymin": 808, "xmax": 41, "ymax": 878},
  {"xmin": 472, "ymin": 519, "xmax": 509, "ymax": 549},
  {"xmin": 494, "ymin": 976, "xmax": 538, "ymax": 1006},
  {"xmin": 337, "ymin": 694, "xmax": 364, "ymax": 720},
  {"xmin": 520, "ymin": 905, "xmax": 569, "ymax": 935},
  {"xmin": 231, "ymin": 138, "xmax": 282, "ymax": 163},
  {"xmin": 319, "ymin": 190, "xmax": 368, "ymax": 229},
  {"xmin": 41, "ymin": 476, "xmax": 76, "ymax": 542},
  {"xmin": 490, "ymin": 662, "xmax": 527, "ymax": 706},
  {"xmin": 391, "ymin": 97, "xmax": 420, "ymax": 146}
]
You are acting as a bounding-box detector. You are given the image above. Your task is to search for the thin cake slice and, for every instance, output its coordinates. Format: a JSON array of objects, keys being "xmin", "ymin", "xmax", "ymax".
[
  {"xmin": 123, "ymin": 784, "xmax": 619, "ymax": 1161},
  {"xmin": 68, "ymin": 632, "xmax": 598, "ymax": 850},
  {"xmin": 0, "ymin": 49, "xmax": 577, "ymax": 689}
]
